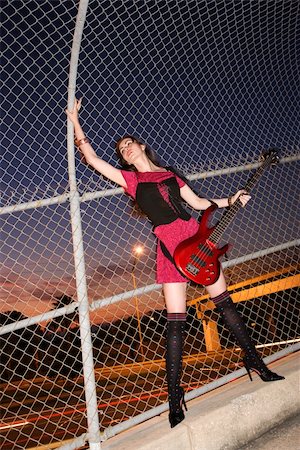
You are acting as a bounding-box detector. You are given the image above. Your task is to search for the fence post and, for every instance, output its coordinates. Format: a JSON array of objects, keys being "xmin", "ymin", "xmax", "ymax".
[{"xmin": 67, "ymin": 1, "xmax": 101, "ymax": 448}]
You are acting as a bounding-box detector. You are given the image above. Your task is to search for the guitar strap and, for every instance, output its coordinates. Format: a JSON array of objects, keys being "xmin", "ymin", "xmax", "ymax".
[{"xmin": 159, "ymin": 240, "xmax": 189, "ymax": 279}]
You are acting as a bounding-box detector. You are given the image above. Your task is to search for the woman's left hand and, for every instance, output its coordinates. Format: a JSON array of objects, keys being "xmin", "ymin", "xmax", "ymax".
[{"xmin": 231, "ymin": 190, "xmax": 251, "ymax": 207}]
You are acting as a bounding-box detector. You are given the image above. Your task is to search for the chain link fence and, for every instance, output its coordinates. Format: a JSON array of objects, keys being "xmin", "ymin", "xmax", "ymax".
[{"xmin": 1, "ymin": 1, "xmax": 299, "ymax": 449}]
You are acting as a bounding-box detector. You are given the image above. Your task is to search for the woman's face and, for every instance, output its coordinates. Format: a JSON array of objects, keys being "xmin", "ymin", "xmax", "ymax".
[{"xmin": 118, "ymin": 138, "xmax": 145, "ymax": 165}]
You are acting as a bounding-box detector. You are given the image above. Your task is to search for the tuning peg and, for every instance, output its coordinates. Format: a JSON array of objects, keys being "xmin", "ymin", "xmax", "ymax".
[{"xmin": 259, "ymin": 148, "xmax": 280, "ymax": 165}]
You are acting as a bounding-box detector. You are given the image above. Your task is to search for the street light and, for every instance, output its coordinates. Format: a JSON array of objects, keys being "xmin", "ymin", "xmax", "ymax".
[{"xmin": 132, "ymin": 244, "xmax": 145, "ymax": 360}]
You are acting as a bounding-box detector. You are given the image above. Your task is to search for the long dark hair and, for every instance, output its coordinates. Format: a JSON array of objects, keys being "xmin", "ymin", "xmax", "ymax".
[
  {"xmin": 115, "ymin": 135, "xmax": 160, "ymax": 170},
  {"xmin": 115, "ymin": 135, "xmax": 162, "ymax": 217}
]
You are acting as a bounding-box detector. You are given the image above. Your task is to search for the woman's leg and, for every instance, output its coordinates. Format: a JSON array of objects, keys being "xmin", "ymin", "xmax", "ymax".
[
  {"xmin": 206, "ymin": 272, "xmax": 259, "ymax": 358},
  {"xmin": 206, "ymin": 270, "xmax": 284, "ymax": 381},
  {"xmin": 163, "ymin": 282, "xmax": 187, "ymax": 426},
  {"xmin": 163, "ymin": 282, "xmax": 187, "ymax": 313}
]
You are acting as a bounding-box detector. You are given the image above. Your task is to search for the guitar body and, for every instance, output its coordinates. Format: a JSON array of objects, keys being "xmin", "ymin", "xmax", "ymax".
[{"xmin": 173, "ymin": 205, "xmax": 229, "ymax": 286}]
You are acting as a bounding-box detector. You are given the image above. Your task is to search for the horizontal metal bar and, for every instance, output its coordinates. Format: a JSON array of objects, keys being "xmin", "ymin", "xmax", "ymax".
[
  {"xmin": 0, "ymin": 193, "xmax": 70, "ymax": 215},
  {"xmin": 0, "ymin": 239, "xmax": 298, "ymax": 336},
  {"xmin": 188, "ymin": 154, "xmax": 300, "ymax": 181},
  {"xmin": 1, "ymin": 155, "xmax": 299, "ymax": 215},
  {"xmin": 56, "ymin": 434, "xmax": 88, "ymax": 450},
  {"xmin": 222, "ymin": 239, "xmax": 300, "ymax": 269},
  {"xmin": 91, "ymin": 239, "xmax": 299, "ymax": 311},
  {"xmin": 101, "ymin": 343, "xmax": 300, "ymax": 441},
  {"xmin": 0, "ymin": 303, "xmax": 78, "ymax": 336}
]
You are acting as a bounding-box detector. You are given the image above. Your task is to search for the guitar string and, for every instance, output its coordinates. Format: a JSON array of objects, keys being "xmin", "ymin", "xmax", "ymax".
[
  {"xmin": 210, "ymin": 154, "xmax": 274, "ymax": 242},
  {"xmin": 210, "ymin": 163, "xmax": 266, "ymax": 241}
]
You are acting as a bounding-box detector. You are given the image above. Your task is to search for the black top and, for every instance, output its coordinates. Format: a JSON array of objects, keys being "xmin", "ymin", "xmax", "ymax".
[{"xmin": 135, "ymin": 176, "xmax": 191, "ymax": 227}]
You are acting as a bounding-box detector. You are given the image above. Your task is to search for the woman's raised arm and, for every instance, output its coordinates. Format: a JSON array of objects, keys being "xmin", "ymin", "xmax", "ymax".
[{"xmin": 66, "ymin": 98, "xmax": 126, "ymax": 187}]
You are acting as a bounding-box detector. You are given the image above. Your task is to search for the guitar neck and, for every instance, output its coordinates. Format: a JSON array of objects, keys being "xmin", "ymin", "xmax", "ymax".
[{"xmin": 209, "ymin": 153, "xmax": 275, "ymax": 244}]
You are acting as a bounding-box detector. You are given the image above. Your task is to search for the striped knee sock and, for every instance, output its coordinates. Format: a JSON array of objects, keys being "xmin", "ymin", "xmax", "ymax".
[
  {"xmin": 211, "ymin": 291, "xmax": 259, "ymax": 359},
  {"xmin": 166, "ymin": 312, "xmax": 186, "ymax": 413}
]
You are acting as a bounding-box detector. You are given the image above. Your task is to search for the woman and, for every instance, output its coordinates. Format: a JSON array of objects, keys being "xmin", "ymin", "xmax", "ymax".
[{"xmin": 66, "ymin": 99, "xmax": 284, "ymax": 428}]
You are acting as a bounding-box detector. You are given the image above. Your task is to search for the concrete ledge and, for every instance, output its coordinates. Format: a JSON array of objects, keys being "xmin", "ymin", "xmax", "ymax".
[{"xmin": 102, "ymin": 352, "xmax": 300, "ymax": 450}]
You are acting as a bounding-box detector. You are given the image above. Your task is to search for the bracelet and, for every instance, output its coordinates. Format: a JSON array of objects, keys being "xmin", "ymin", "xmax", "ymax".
[
  {"xmin": 74, "ymin": 137, "xmax": 89, "ymax": 147},
  {"xmin": 228, "ymin": 195, "xmax": 233, "ymax": 207}
]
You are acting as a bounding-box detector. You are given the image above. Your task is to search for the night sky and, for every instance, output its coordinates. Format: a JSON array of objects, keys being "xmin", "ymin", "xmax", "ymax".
[{"xmin": 1, "ymin": 1, "xmax": 299, "ymax": 318}]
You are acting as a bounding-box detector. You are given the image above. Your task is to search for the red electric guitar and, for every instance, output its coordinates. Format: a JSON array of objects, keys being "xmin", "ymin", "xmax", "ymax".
[{"xmin": 173, "ymin": 150, "xmax": 279, "ymax": 286}]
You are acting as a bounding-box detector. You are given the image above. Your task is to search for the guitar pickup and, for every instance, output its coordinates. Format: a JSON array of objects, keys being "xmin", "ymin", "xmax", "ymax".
[
  {"xmin": 191, "ymin": 254, "xmax": 206, "ymax": 267},
  {"xmin": 186, "ymin": 263, "xmax": 199, "ymax": 275}
]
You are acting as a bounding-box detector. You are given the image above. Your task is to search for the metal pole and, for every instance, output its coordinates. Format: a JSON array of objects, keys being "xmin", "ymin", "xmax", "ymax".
[
  {"xmin": 131, "ymin": 257, "xmax": 145, "ymax": 360},
  {"xmin": 67, "ymin": 1, "xmax": 101, "ymax": 449}
]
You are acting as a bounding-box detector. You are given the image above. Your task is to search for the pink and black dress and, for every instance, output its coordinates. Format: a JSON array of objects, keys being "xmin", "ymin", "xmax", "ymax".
[{"xmin": 121, "ymin": 170, "xmax": 199, "ymax": 283}]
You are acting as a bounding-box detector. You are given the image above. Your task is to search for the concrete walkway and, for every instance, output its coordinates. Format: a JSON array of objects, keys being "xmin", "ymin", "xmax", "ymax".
[
  {"xmin": 102, "ymin": 351, "xmax": 299, "ymax": 450},
  {"xmin": 240, "ymin": 413, "xmax": 300, "ymax": 450}
]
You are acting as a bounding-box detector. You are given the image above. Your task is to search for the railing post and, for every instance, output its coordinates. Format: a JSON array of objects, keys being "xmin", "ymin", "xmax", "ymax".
[{"xmin": 67, "ymin": 1, "xmax": 101, "ymax": 448}]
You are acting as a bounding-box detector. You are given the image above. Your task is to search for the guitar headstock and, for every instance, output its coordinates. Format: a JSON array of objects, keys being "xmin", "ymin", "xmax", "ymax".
[{"xmin": 259, "ymin": 148, "xmax": 280, "ymax": 166}]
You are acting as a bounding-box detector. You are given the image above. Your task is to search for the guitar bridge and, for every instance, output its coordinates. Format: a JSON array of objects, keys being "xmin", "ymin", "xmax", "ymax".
[{"xmin": 186, "ymin": 263, "xmax": 199, "ymax": 276}]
